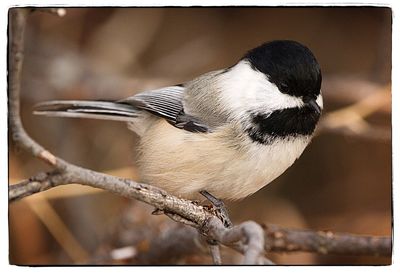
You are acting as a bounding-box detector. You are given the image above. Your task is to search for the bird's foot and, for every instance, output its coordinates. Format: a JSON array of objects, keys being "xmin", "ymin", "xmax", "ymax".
[{"xmin": 200, "ymin": 190, "xmax": 233, "ymax": 228}]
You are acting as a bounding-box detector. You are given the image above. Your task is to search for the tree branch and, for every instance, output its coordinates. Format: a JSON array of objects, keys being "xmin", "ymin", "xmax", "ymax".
[
  {"xmin": 8, "ymin": 8, "xmax": 60, "ymax": 167},
  {"xmin": 8, "ymin": 8, "xmax": 391, "ymax": 265},
  {"xmin": 263, "ymin": 224, "xmax": 391, "ymax": 257},
  {"xmin": 208, "ymin": 243, "xmax": 222, "ymax": 265},
  {"xmin": 103, "ymin": 218, "xmax": 391, "ymax": 264},
  {"xmin": 10, "ymin": 170, "xmax": 211, "ymax": 228}
]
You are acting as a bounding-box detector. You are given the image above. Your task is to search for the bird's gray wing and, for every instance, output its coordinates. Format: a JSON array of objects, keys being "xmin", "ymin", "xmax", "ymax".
[{"xmin": 119, "ymin": 85, "xmax": 210, "ymax": 133}]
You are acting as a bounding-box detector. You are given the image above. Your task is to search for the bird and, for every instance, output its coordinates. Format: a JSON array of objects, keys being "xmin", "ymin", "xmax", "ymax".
[{"xmin": 34, "ymin": 40, "xmax": 322, "ymax": 205}]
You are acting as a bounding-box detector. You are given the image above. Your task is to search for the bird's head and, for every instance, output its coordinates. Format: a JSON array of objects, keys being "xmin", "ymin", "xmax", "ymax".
[{"xmin": 219, "ymin": 40, "xmax": 323, "ymax": 144}]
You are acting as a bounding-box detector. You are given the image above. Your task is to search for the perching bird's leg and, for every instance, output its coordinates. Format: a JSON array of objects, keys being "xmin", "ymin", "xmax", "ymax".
[{"xmin": 200, "ymin": 190, "xmax": 233, "ymax": 228}]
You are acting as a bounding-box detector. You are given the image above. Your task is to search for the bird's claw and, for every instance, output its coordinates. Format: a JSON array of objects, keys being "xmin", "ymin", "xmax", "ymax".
[{"xmin": 200, "ymin": 190, "xmax": 233, "ymax": 228}]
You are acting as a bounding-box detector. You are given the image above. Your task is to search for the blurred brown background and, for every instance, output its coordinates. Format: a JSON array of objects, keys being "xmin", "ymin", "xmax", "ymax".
[{"xmin": 8, "ymin": 7, "xmax": 392, "ymax": 265}]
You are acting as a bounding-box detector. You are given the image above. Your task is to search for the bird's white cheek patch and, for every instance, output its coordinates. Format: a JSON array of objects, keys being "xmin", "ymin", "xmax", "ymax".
[
  {"xmin": 261, "ymin": 82, "xmax": 304, "ymax": 111},
  {"xmin": 218, "ymin": 60, "xmax": 304, "ymax": 115}
]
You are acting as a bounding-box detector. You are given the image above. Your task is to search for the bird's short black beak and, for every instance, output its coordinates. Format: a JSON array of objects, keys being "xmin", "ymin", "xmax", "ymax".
[{"xmin": 306, "ymin": 99, "xmax": 321, "ymax": 115}]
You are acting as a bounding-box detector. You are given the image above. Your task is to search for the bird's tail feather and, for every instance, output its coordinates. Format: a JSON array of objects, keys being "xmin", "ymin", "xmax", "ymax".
[{"xmin": 33, "ymin": 100, "xmax": 139, "ymax": 122}]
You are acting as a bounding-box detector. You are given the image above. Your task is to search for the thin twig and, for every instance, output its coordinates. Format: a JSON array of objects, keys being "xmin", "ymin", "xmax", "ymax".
[
  {"xmin": 208, "ymin": 243, "xmax": 222, "ymax": 265},
  {"xmin": 202, "ymin": 218, "xmax": 266, "ymax": 264}
]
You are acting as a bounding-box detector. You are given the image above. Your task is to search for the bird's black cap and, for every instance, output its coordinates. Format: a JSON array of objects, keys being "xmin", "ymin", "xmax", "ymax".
[{"xmin": 243, "ymin": 40, "xmax": 322, "ymax": 99}]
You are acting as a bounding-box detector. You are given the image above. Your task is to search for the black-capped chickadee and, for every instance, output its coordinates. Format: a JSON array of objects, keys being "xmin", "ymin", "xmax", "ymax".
[{"xmin": 35, "ymin": 40, "xmax": 322, "ymax": 201}]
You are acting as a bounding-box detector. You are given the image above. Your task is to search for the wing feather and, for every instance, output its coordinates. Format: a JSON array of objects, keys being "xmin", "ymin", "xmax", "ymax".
[
  {"xmin": 120, "ymin": 86, "xmax": 185, "ymax": 122},
  {"xmin": 120, "ymin": 85, "xmax": 211, "ymax": 132}
]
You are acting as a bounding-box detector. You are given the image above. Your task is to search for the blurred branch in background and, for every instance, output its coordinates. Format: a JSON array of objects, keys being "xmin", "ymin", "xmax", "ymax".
[
  {"xmin": 8, "ymin": 8, "xmax": 392, "ymax": 265},
  {"xmin": 318, "ymin": 78, "xmax": 391, "ymax": 141},
  {"xmin": 36, "ymin": 8, "xmax": 66, "ymax": 17},
  {"xmin": 25, "ymin": 195, "xmax": 90, "ymax": 263}
]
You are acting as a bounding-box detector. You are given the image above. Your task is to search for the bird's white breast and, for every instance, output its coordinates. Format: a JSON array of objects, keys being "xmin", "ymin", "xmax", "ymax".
[{"xmin": 137, "ymin": 119, "xmax": 310, "ymax": 200}]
